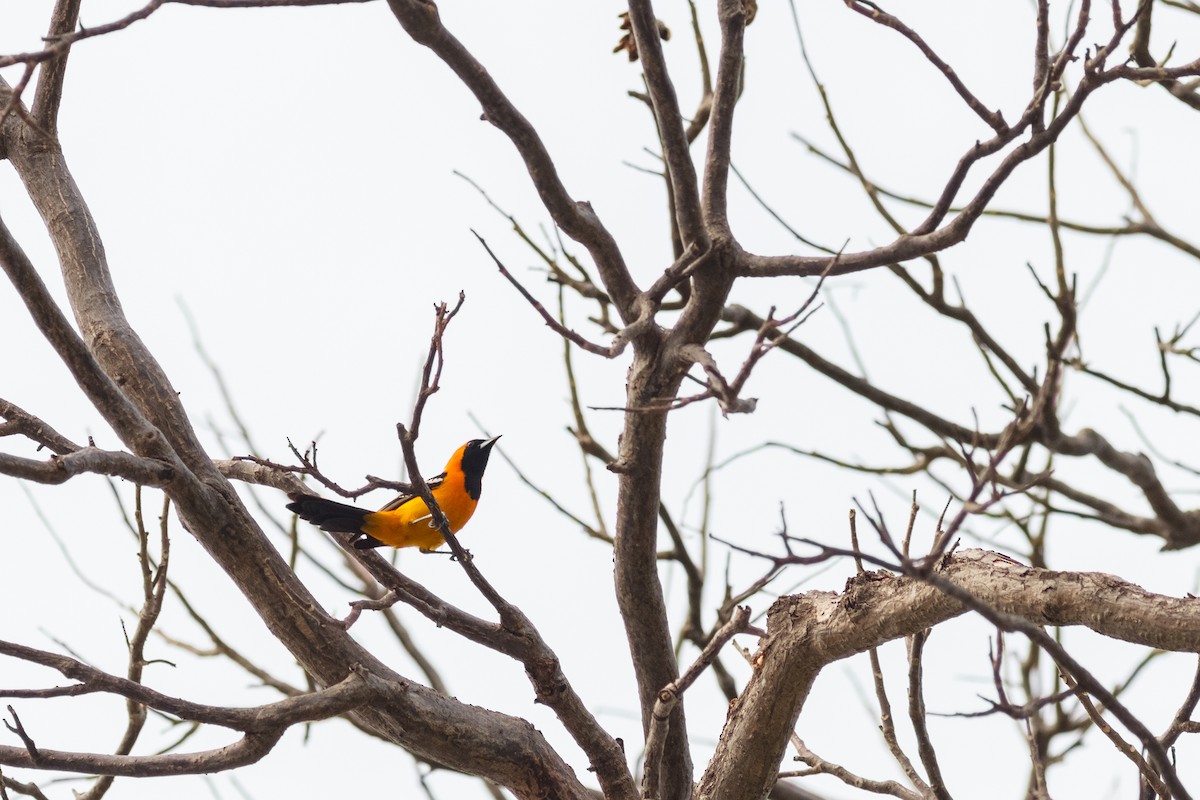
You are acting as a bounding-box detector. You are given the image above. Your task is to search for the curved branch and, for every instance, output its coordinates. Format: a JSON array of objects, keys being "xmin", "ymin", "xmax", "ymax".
[
  {"xmin": 1130, "ymin": 0, "xmax": 1200, "ymax": 110},
  {"xmin": 0, "ymin": 643, "xmax": 377, "ymax": 732},
  {"xmin": 0, "ymin": 448, "xmax": 174, "ymax": 486},
  {"xmin": 697, "ymin": 549, "xmax": 1200, "ymax": 800},
  {"xmin": 736, "ymin": 28, "xmax": 1152, "ymax": 278},
  {"xmin": 0, "ymin": 731, "xmax": 285, "ymax": 777},
  {"xmin": 0, "ymin": 399, "xmax": 80, "ymax": 454},
  {"xmin": 792, "ymin": 132, "xmax": 1200, "ymax": 263}
]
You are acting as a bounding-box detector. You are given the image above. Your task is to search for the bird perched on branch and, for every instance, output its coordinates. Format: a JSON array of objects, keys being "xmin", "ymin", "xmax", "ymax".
[{"xmin": 287, "ymin": 436, "xmax": 501, "ymax": 552}]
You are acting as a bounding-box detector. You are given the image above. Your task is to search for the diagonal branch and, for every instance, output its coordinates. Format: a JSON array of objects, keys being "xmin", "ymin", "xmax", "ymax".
[
  {"xmin": 0, "ymin": 212, "xmax": 183, "ymax": 472},
  {"xmin": 625, "ymin": 0, "xmax": 707, "ymax": 247},
  {"xmin": 384, "ymin": 0, "xmax": 640, "ymax": 322},
  {"xmin": 700, "ymin": 0, "xmax": 749, "ymax": 238},
  {"xmin": 474, "ymin": 232, "xmax": 629, "ymax": 357},
  {"xmin": 738, "ymin": 4, "xmax": 1162, "ymax": 278},
  {"xmin": 29, "ymin": 0, "xmax": 81, "ymax": 134},
  {"xmin": 844, "ymin": 0, "xmax": 1006, "ymax": 133}
]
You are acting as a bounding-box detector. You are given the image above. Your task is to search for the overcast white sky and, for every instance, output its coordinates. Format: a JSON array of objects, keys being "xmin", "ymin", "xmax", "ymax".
[{"xmin": 3, "ymin": 1, "xmax": 1200, "ymax": 798}]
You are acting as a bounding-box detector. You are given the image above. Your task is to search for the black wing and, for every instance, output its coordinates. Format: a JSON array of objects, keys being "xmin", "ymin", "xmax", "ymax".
[{"xmin": 376, "ymin": 472, "xmax": 446, "ymax": 512}]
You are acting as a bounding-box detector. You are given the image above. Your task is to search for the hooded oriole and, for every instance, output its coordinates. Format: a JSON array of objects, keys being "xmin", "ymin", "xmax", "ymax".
[{"xmin": 286, "ymin": 436, "xmax": 500, "ymax": 551}]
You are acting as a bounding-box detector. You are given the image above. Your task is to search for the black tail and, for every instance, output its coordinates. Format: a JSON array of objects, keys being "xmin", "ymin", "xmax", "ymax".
[
  {"xmin": 287, "ymin": 493, "xmax": 387, "ymax": 549},
  {"xmin": 287, "ymin": 493, "xmax": 370, "ymax": 534}
]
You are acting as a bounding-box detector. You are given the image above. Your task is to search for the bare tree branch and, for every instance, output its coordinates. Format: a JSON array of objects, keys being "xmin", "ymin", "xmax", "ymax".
[
  {"xmin": 383, "ymin": 0, "xmax": 640, "ymax": 322},
  {"xmin": 697, "ymin": 549, "xmax": 1200, "ymax": 800},
  {"xmin": 625, "ymin": 0, "xmax": 707, "ymax": 248}
]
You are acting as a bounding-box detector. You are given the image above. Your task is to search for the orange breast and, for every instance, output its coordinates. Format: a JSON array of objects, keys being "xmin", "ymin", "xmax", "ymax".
[{"xmin": 361, "ymin": 477, "xmax": 479, "ymax": 550}]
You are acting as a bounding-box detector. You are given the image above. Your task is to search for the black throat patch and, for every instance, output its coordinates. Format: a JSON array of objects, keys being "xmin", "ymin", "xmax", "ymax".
[{"xmin": 460, "ymin": 438, "xmax": 498, "ymax": 500}]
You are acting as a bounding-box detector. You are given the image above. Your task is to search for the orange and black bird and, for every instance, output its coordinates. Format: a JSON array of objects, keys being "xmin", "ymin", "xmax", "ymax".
[{"xmin": 286, "ymin": 436, "xmax": 500, "ymax": 552}]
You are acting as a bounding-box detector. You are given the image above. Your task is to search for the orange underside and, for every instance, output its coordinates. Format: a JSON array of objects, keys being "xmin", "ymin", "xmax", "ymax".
[{"xmin": 361, "ymin": 490, "xmax": 478, "ymax": 550}]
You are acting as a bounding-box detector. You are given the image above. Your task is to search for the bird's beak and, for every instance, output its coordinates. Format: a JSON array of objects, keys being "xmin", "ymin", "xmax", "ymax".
[{"xmin": 482, "ymin": 435, "xmax": 501, "ymax": 449}]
